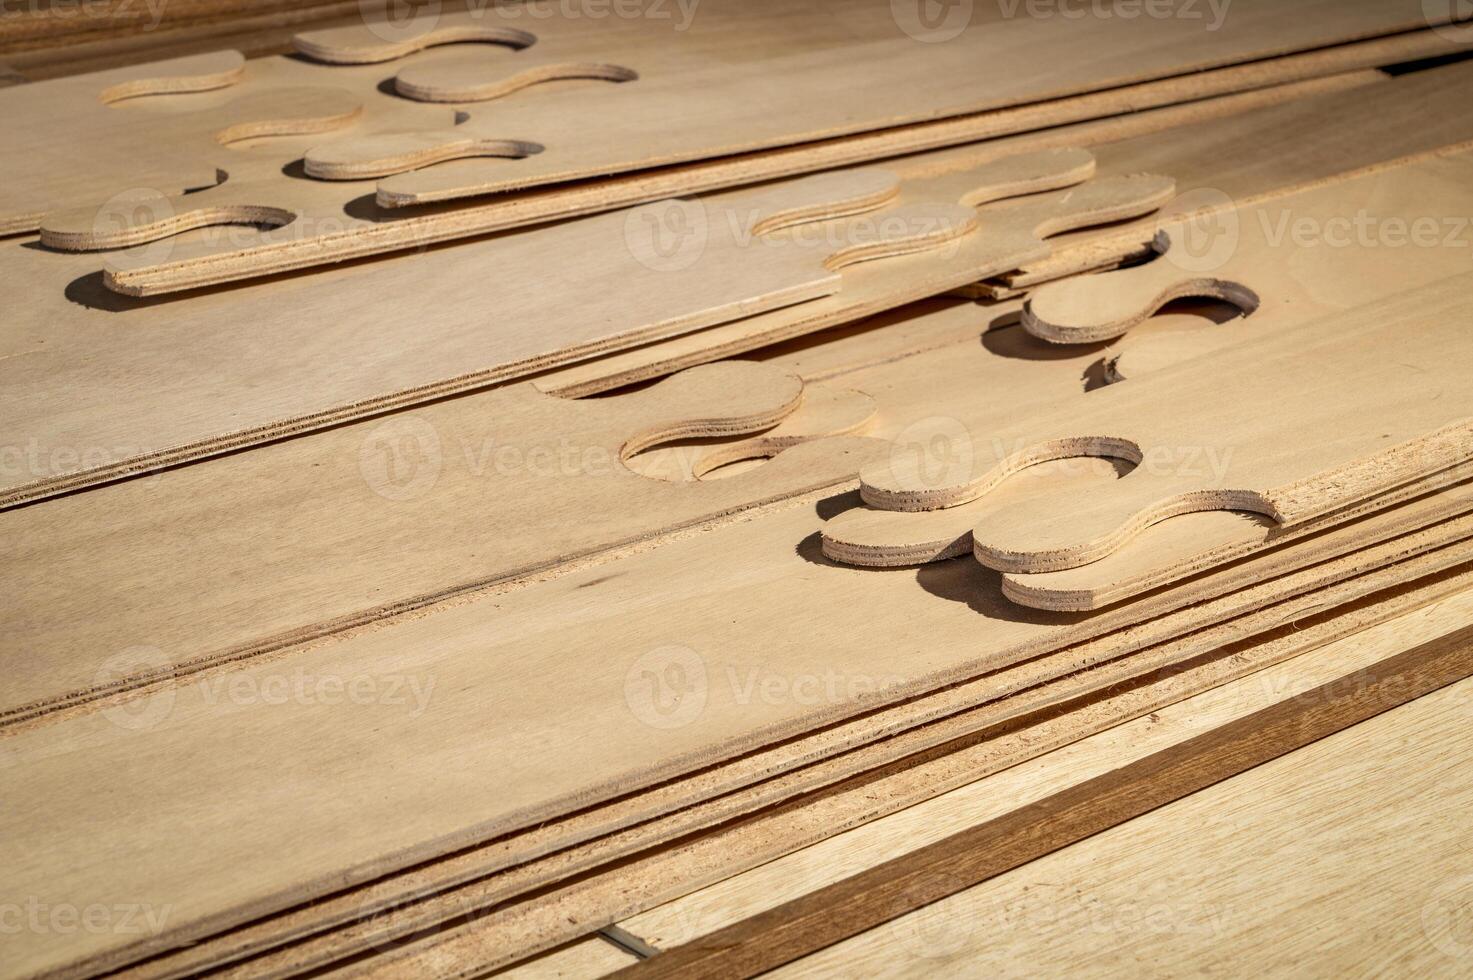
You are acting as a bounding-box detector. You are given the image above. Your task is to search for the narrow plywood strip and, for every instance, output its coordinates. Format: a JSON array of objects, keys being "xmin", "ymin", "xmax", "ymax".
[
  {"xmin": 105, "ymin": 548, "xmax": 1473, "ymax": 980},
  {"xmin": 633, "ymin": 588, "xmax": 1473, "ymax": 971},
  {"xmin": 622, "ymin": 618, "xmax": 1473, "ymax": 979},
  {"xmin": 767, "ymin": 688, "xmax": 1473, "ymax": 978},
  {"xmin": 530, "ymin": 57, "xmax": 1473, "ymax": 399},
  {"xmin": 90, "ymin": 145, "xmax": 1095, "ymax": 294}
]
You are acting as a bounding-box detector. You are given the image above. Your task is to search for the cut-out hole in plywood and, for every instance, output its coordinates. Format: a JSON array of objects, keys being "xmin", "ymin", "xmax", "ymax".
[
  {"xmin": 1, "ymin": 168, "xmax": 968, "ymax": 509},
  {"xmin": 0, "ymin": 53, "xmax": 365, "ymax": 235},
  {"xmin": 858, "ymin": 274, "xmax": 1473, "ymax": 574}
]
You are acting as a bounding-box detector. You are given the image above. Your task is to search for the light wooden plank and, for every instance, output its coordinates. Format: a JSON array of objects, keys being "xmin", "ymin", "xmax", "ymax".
[
  {"xmin": 767, "ymin": 654, "xmax": 1473, "ymax": 979},
  {"xmin": 623, "ymin": 585, "xmax": 1473, "ymax": 951},
  {"xmin": 624, "ymin": 611, "xmax": 1473, "ymax": 977},
  {"xmin": 299, "ymin": 0, "xmax": 1438, "ymax": 197},
  {"xmin": 34, "ymin": 527, "xmax": 1473, "ymax": 978},
  {"xmin": 339, "ymin": 560, "xmax": 1473, "ymax": 978}
]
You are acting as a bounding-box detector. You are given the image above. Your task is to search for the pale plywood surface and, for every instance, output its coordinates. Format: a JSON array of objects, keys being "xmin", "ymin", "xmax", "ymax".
[
  {"xmin": 622, "ymin": 586, "xmax": 1473, "ymax": 950},
  {"xmin": 11, "ymin": 197, "xmax": 1473, "ymax": 979},
  {"xmin": 15, "ymin": 57, "xmax": 1472, "ymax": 512},
  {"xmin": 80, "ymin": 27, "xmax": 1455, "ymax": 293},
  {"xmin": 856, "ymin": 271, "xmax": 1473, "ymax": 563},
  {"xmin": 490, "ymin": 937, "xmax": 636, "ymax": 980},
  {"xmin": 322, "ymin": 0, "xmax": 1438, "ymax": 198},
  {"xmin": 0, "ymin": 150, "xmax": 1120, "ymax": 510},
  {"xmin": 1, "ymin": 301, "xmax": 1111, "ymax": 727},
  {"xmin": 99, "ymin": 518, "xmax": 1473, "ymax": 980},
  {"xmin": 8, "ymin": 485, "xmax": 1468, "ymax": 979},
  {"xmin": 533, "ymin": 56, "xmax": 1473, "ymax": 400},
  {"xmin": 0, "ymin": 282, "xmax": 1392, "ymax": 728},
  {"xmin": 1, "ymin": 364, "xmax": 876, "ymax": 724},
  {"xmin": 1, "ymin": 0, "xmax": 882, "ymax": 230},
  {"xmin": 822, "ymin": 149, "xmax": 1473, "ymax": 599},
  {"xmin": 769, "ymin": 645, "xmax": 1473, "ymax": 978},
  {"xmin": 353, "ymin": 558, "xmax": 1473, "ymax": 978}
]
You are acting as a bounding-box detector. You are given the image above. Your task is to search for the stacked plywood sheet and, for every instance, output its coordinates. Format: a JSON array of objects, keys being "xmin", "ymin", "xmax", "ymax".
[{"xmin": 5, "ymin": 2, "xmax": 1473, "ymax": 977}]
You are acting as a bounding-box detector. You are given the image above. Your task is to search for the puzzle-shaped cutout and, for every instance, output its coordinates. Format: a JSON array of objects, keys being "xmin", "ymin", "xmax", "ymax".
[
  {"xmin": 854, "ymin": 276, "xmax": 1473, "ymax": 576},
  {"xmin": 0, "ymin": 51, "xmax": 363, "ymax": 235}
]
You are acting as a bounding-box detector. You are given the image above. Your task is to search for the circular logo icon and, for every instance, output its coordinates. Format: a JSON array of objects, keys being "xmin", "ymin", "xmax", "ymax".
[
  {"xmin": 1424, "ymin": 875, "xmax": 1473, "ymax": 959},
  {"xmin": 884, "ymin": 872, "xmax": 974, "ymax": 958},
  {"xmin": 624, "ymin": 645, "xmax": 708, "ymax": 730},
  {"xmin": 1160, "ymin": 187, "xmax": 1240, "ymax": 274},
  {"xmin": 358, "ymin": 416, "xmax": 443, "ymax": 502},
  {"xmin": 361, "ymin": 0, "xmax": 442, "ymax": 44},
  {"xmin": 95, "ymin": 187, "xmax": 180, "ymax": 275},
  {"xmin": 1424, "ymin": 0, "xmax": 1473, "ymax": 42},
  {"xmin": 886, "ymin": 415, "xmax": 976, "ymax": 494},
  {"xmin": 624, "ymin": 199, "xmax": 709, "ymax": 273},
  {"xmin": 891, "ymin": 0, "xmax": 974, "ymax": 42},
  {"xmin": 95, "ymin": 646, "xmax": 177, "ymax": 732}
]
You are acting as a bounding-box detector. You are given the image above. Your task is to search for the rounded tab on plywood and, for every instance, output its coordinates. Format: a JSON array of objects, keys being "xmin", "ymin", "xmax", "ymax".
[
  {"xmin": 208, "ymin": 87, "xmax": 364, "ymax": 146},
  {"xmin": 952, "ymin": 147, "xmax": 1096, "ymax": 208},
  {"xmin": 860, "ymin": 433, "xmax": 1141, "ymax": 512},
  {"xmin": 1023, "ymin": 248, "xmax": 1261, "ymax": 345},
  {"xmin": 827, "ymin": 455, "xmax": 1130, "ymax": 568},
  {"xmin": 821, "ymin": 505, "xmax": 977, "ymax": 567},
  {"xmin": 39, "ymin": 183, "xmax": 295, "ymax": 252},
  {"xmin": 1021, "ymin": 173, "xmax": 1177, "ymax": 241},
  {"xmin": 395, "ymin": 55, "xmax": 638, "ymax": 102},
  {"xmin": 626, "ymin": 386, "xmax": 877, "ymax": 482},
  {"xmin": 613, "ymin": 361, "xmax": 805, "ymax": 459},
  {"xmin": 305, "ymin": 129, "xmax": 543, "ymax": 180},
  {"xmin": 96, "ymin": 49, "xmax": 246, "ymax": 104},
  {"xmin": 745, "ymin": 169, "xmax": 900, "ymax": 236},
  {"xmin": 294, "ymin": 20, "xmax": 536, "ymax": 64},
  {"xmin": 821, "ymin": 202, "xmax": 978, "ymax": 271},
  {"xmin": 971, "ymin": 479, "xmax": 1278, "ymax": 574}
]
